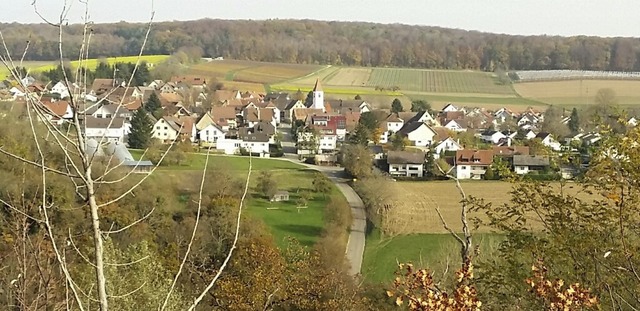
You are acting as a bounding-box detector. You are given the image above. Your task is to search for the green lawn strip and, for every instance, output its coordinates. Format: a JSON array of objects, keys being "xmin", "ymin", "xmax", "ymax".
[{"xmin": 362, "ymin": 229, "xmax": 503, "ymax": 284}]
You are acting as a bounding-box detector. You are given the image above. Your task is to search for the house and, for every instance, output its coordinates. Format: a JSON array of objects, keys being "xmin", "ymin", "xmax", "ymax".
[
  {"xmin": 296, "ymin": 125, "xmax": 337, "ymax": 154},
  {"xmin": 83, "ymin": 117, "xmax": 129, "ymax": 143},
  {"xmin": 494, "ymin": 107, "xmax": 515, "ymax": 124},
  {"xmin": 442, "ymin": 103, "xmax": 459, "ymax": 112},
  {"xmin": 387, "ymin": 151, "xmax": 426, "ymax": 178},
  {"xmin": 243, "ymin": 107, "xmax": 275, "ymax": 128},
  {"xmin": 147, "ymin": 80, "xmax": 164, "ymax": 89},
  {"xmin": 198, "ymin": 122, "xmax": 226, "ymax": 146},
  {"xmin": 396, "ymin": 121, "xmax": 437, "ymax": 147},
  {"xmin": 283, "ymin": 99, "xmax": 307, "ymax": 122},
  {"xmin": 442, "ymin": 119, "xmax": 467, "ymax": 132},
  {"xmin": 152, "ymin": 116, "xmax": 196, "ymax": 143},
  {"xmin": 89, "ymin": 104, "xmax": 133, "ymax": 120},
  {"xmin": 535, "ymin": 132, "xmax": 562, "ymax": 151},
  {"xmin": 42, "ymin": 100, "xmax": 73, "ymax": 125},
  {"xmin": 326, "ymin": 99, "xmax": 371, "ymax": 114},
  {"xmin": 216, "ymin": 133, "xmax": 270, "ymax": 156},
  {"xmin": 522, "ymin": 129, "xmax": 537, "ymax": 140},
  {"xmin": 311, "ymin": 114, "xmax": 347, "ymax": 140},
  {"xmin": 369, "ymin": 145, "xmax": 385, "ymax": 160},
  {"xmin": 453, "ymin": 149, "xmax": 493, "ymax": 180},
  {"xmin": 512, "ymin": 155, "xmax": 550, "ymax": 175},
  {"xmin": 379, "ymin": 113, "xmax": 404, "ymax": 143},
  {"xmin": 480, "ymin": 130, "xmax": 507, "ymax": 144},
  {"xmin": 271, "ymin": 191, "xmax": 290, "ymax": 202},
  {"xmin": 627, "ymin": 117, "xmax": 637, "ymax": 127},
  {"xmin": 210, "ymin": 106, "xmax": 238, "ymax": 130},
  {"xmin": 170, "ymin": 75, "xmax": 206, "ymax": 89},
  {"xmin": 91, "ymin": 79, "xmax": 116, "ymax": 95},
  {"xmin": 51, "ymin": 81, "xmax": 70, "ymax": 98},
  {"xmin": 493, "ymin": 146, "xmax": 530, "ymax": 157},
  {"xmin": 434, "ymin": 137, "xmax": 463, "ymax": 158}
]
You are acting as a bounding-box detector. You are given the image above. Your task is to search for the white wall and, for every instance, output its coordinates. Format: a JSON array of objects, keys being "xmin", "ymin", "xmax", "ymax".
[
  {"xmin": 389, "ymin": 164, "xmax": 424, "ymax": 177},
  {"xmin": 199, "ymin": 124, "xmax": 225, "ymax": 144},
  {"xmin": 85, "ymin": 127, "xmax": 126, "ymax": 143},
  {"xmin": 153, "ymin": 119, "xmax": 179, "ymax": 141}
]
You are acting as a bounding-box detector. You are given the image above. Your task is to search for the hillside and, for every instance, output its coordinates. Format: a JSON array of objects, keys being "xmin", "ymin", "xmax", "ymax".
[{"xmin": 2, "ymin": 19, "xmax": 640, "ymax": 72}]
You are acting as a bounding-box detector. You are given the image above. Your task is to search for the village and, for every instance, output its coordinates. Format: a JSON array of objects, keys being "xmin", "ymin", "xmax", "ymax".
[{"xmin": 1, "ymin": 73, "xmax": 620, "ymax": 181}]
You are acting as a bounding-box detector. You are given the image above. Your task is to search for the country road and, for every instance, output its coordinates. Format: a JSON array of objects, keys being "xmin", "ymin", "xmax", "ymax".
[{"xmin": 277, "ymin": 124, "xmax": 366, "ymax": 276}]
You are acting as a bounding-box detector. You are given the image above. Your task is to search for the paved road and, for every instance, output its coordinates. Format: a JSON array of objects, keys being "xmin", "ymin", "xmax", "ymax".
[{"xmin": 276, "ymin": 124, "xmax": 366, "ymax": 276}]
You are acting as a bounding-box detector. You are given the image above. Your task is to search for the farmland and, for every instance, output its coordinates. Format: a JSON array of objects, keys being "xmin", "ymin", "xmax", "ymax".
[
  {"xmin": 187, "ymin": 59, "xmax": 323, "ymax": 85},
  {"xmin": 513, "ymin": 79, "xmax": 640, "ymax": 107}
]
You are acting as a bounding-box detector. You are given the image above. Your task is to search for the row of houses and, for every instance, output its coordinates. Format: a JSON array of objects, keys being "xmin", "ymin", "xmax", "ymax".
[{"xmin": 385, "ymin": 146, "xmax": 550, "ymax": 180}]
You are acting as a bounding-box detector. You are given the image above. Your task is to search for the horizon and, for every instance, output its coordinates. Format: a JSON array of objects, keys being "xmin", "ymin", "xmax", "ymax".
[{"xmin": 2, "ymin": 0, "xmax": 640, "ymax": 38}]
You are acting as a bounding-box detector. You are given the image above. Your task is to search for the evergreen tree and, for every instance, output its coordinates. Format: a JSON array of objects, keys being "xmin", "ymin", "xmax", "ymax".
[
  {"xmin": 144, "ymin": 92, "xmax": 162, "ymax": 113},
  {"xmin": 391, "ymin": 98, "xmax": 404, "ymax": 113},
  {"xmin": 128, "ymin": 109, "xmax": 154, "ymax": 149},
  {"xmin": 350, "ymin": 123, "xmax": 371, "ymax": 146},
  {"xmin": 568, "ymin": 108, "xmax": 580, "ymax": 133}
]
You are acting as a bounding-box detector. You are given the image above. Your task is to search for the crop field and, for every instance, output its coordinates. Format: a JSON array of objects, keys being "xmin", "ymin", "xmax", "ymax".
[
  {"xmin": 366, "ymin": 68, "xmax": 515, "ymax": 94},
  {"xmin": 232, "ymin": 63, "xmax": 323, "ymax": 84},
  {"xmin": 189, "ymin": 60, "xmax": 323, "ymax": 84},
  {"xmin": 188, "ymin": 60, "xmax": 257, "ymax": 79},
  {"xmin": 514, "ymin": 79, "xmax": 640, "ymax": 106},
  {"xmin": 325, "ymin": 67, "xmax": 372, "ymax": 86},
  {"xmin": 375, "ymin": 180, "xmax": 597, "ymax": 235}
]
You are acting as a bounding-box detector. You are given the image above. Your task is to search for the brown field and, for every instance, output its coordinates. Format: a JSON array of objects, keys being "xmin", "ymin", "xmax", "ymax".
[
  {"xmin": 219, "ymin": 81, "xmax": 266, "ymax": 93},
  {"xmin": 383, "ymin": 181, "xmax": 594, "ymax": 234},
  {"xmin": 232, "ymin": 63, "xmax": 323, "ymax": 84},
  {"xmin": 514, "ymin": 80, "xmax": 640, "ymax": 106},
  {"xmin": 325, "ymin": 67, "xmax": 371, "ymax": 86},
  {"xmin": 287, "ymin": 66, "xmax": 339, "ymax": 85},
  {"xmin": 188, "ymin": 60, "xmax": 256, "ymax": 78}
]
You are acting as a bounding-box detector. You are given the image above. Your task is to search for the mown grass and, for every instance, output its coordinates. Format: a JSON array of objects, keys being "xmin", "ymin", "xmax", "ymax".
[
  {"xmin": 362, "ymin": 230, "xmax": 504, "ymax": 284},
  {"xmin": 130, "ymin": 151, "xmax": 344, "ymax": 247}
]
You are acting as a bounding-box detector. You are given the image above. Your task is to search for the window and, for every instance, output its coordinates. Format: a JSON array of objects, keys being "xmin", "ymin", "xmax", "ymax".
[
  {"xmin": 163, "ymin": 133, "xmax": 167, "ymax": 136},
  {"xmin": 156, "ymin": 126, "xmax": 160, "ymax": 130},
  {"xmin": 460, "ymin": 166, "xmax": 467, "ymax": 170},
  {"xmin": 164, "ymin": 126, "xmax": 168, "ymax": 130}
]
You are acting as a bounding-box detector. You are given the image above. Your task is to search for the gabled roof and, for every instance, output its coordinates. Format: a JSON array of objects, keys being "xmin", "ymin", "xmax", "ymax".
[
  {"xmin": 433, "ymin": 127, "xmax": 452, "ymax": 142},
  {"xmin": 398, "ymin": 121, "xmax": 431, "ymax": 136},
  {"xmin": 251, "ymin": 122, "xmax": 276, "ymax": 136},
  {"xmin": 344, "ymin": 111, "xmax": 361, "ymax": 132},
  {"xmin": 84, "ymin": 116, "xmax": 126, "ymax": 129},
  {"xmin": 210, "ymin": 106, "xmax": 237, "ymax": 120},
  {"xmin": 385, "ymin": 113, "xmax": 403, "ymax": 123},
  {"xmin": 162, "ymin": 116, "xmax": 195, "ymax": 135},
  {"xmin": 535, "ymin": 132, "xmax": 551, "ymax": 139},
  {"xmin": 91, "ymin": 79, "xmax": 115, "ymax": 93},
  {"xmin": 284, "ymin": 99, "xmax": 305, "ymax": 110},
  {"xmin": 170, "ymin": 75, "xmax": 206, "ymax": 86},
  {"xmin": 196, "ymin": 113, "xmax": 215, "ymax": 131},
  {"xmin": 513, "ymin": 155, "xmax": 550, "ymax": 167},
  {"xmin": 492, "ymin": 146, "xmax": 530, "ymax": 156},
  {"xmin": 244, "ymin": 107, "xmax": 274, "ymax": 122},
  {"xmin": 387, "ymin": 151, "xmax": 426, "ymax": 165},
  {"xmin": 369, "ymin": 145, "xmax": 384, "ymax": 154},
  {"xmin": 455, "ymin": 149, "xmax": 493, "ymax": 165},
  {"xmin": 43, "ymin": 100, "xmax": 70, "ymax": 118}
]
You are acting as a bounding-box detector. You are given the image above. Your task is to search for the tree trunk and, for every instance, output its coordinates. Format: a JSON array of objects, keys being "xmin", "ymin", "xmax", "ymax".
[{"xmin": 86, "ymin": 169, "xmax": 109, "ymax": 310}]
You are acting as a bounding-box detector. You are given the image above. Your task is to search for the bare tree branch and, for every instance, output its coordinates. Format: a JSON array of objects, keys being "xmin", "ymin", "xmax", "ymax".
[{"xmin": 187, "ymin": 151, "xmax": 253, "ymax": 311}]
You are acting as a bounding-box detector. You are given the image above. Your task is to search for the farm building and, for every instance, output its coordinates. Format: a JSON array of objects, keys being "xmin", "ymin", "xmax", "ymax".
[{"xmin": 271, "ymin": 191, "xmax": 290, "ymax": 202}]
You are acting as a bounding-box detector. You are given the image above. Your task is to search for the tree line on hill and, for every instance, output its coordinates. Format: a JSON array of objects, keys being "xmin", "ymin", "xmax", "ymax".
[{"xmin": 3, "ymin": 19, "xmax": 640, "ymax": 72}]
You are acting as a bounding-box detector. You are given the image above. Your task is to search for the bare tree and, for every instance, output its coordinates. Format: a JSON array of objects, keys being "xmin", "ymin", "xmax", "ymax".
[{"xmin": 0, "ymin": 1, "xmax": 251, "ymax": 310}]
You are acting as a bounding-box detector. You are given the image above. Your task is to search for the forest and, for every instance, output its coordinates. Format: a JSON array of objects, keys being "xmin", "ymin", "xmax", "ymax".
[{"xmin": 2, "ymin": 19, "xmax": 640, "ymax": 72}]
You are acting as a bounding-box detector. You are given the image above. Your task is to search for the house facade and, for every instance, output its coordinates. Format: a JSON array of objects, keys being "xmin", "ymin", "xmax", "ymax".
[
  {"xmin": 387, "ymin": 151, "xmax": 426, "ymax": 178},
  {"xmin": 453, "ymin": 149, "xmax": 493, "ymax": 180}
]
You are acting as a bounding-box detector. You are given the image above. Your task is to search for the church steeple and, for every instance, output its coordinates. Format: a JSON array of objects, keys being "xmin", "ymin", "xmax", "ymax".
[
  {"xmin": 311, "ymin": 78, "xmax": 325, "ymax": 111},
  {"xmin": 313, "ymin": 78, "xmax": 323, "ymax": 92}
]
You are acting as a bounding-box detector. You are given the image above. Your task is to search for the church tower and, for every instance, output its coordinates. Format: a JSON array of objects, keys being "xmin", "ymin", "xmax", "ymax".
[{"xmin": 312, "ymin": 78, "xmax": 325, "ymax": 111}]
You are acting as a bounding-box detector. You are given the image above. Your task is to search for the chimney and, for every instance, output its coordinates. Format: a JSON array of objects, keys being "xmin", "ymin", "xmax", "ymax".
[
  {"xmin": 256, "ymin": 108, "xmax": 260, "ymax": 120},
  {"xmin": 507, "ymin": 136, "xmax": 512, "ymax": 147}
]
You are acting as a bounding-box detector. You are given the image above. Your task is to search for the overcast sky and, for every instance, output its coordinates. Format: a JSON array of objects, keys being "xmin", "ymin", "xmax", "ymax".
[{"xmin": 3, "ymin": 0, "xmax": 640, "ymax": 37}]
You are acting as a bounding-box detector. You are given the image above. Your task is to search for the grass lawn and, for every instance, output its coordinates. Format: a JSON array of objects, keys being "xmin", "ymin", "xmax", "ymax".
[
  {"xmin": 130, "ymin": 151, "xmax": 345, "ymax": 247},
  {"xmin": 362, "ymin": 229, "xmax": 503, "ymax": 284}
]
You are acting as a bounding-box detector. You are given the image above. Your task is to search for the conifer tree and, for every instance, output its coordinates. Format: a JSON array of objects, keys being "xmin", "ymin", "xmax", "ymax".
[
  {"xmin": 128, "ymin": 108, "xmax": 154, "ymax": 149},
  {"xmin": 144, "ymin": 92, "xmax": 162, "ymax": 113}
]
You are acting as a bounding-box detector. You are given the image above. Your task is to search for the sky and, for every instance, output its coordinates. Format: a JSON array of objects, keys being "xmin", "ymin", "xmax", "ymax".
[{"xmin": 3, "ymin": 0, "xmax": 640, "ymax": 37}]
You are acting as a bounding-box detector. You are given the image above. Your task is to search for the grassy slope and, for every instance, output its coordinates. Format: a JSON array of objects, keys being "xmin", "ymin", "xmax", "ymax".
[
  {"xmin": 129, "ymin": 151, "xmax": 342, "ymax": 247},
  {"xmin": 362, "ymin": 229, "xmax": 503, "ymax": 284}
]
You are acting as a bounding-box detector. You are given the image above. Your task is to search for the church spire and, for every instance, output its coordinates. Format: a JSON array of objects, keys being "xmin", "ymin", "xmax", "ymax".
[{"xmin": 313, "ymin": 78, "xmax": 323, "ymax": 92}]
